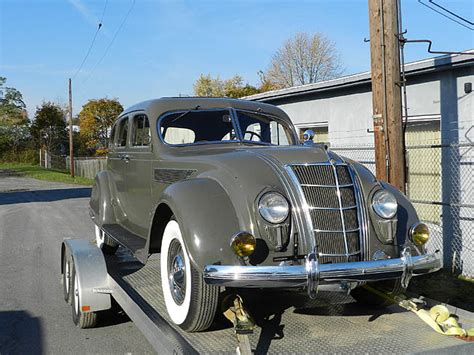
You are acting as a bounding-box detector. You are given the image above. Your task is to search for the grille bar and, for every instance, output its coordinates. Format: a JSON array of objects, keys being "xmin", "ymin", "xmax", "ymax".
[
  {"xmin": 308, "ymin": 205, "xmax": 357, "ymax": 211},
  {"xmin": 300, "ymin": 183, "xmax": 354, "ymax": 188},
  {"xmin": 315, "ymin": 228, "xmax": 360, "ymax": 233},
  {"xmin": 330, "ymin": 163, "xmax": 350, "ymax": 260}
]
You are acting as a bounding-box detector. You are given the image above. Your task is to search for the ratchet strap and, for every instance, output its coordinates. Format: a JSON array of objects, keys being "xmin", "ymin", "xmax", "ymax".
[
  {"xmin": 222, "ymin": 294, "xmax": 255, "ymax": 355},
  {"xmin": 364, "ymin": 285, "xmax": 474, "ymax": 340}
]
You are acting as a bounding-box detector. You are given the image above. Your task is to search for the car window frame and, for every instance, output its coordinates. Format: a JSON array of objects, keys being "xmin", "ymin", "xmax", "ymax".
[
  {"xmin": 233, "ymin": 108, "xmax": 299, "ymax": 146},
  {"xmin": 115, "ymin": 115, "xmax": 130, "ymax": 149},
  {"xmin": 156, "ymin": 108, "xmax": 241, "ymax": 147},
  {"xmin": 130, "ymin": 112, "xmax": 152, "ymax": 150}
]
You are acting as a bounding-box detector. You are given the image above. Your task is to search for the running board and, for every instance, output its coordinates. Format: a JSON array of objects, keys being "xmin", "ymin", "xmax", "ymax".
[{"xmin": 102, "ymin": 224, "xmax": 148, "ymax": 263}]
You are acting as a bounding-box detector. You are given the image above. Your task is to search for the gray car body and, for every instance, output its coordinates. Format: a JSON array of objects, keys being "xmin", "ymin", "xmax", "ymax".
[{"xmin": 89, "ymin": 97, "xmax": 424, "ymax": 273}]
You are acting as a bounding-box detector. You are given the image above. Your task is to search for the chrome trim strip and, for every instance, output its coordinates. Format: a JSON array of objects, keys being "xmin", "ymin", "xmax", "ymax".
[
  {"xmin": 203, "ymin": 251, "xmax": 442, "ymax": 288},
  {"xmin": 348, "ymin": 165, "xmax": 370, "ymax": 261},
  {"xmin": 315, "ymin": 228, "xmax": 360, "ymax": 233},
  {"xmin": 290, "ymin": 162, "xmax": 348, "ymax": 167},
  {"xmin": 300, "ymin": 183, "xmax": 354, "ymax": 188},
  {"xmin": 329, "ymin": 160, "xmax": 350, "ymax": 261},
  {"xmin": 318, "ymin": 251, "xmax": 361, "ymax": 257},
  {"xmin": 308, "ymin": 205, "xmax": 357, "ymax": 211}
]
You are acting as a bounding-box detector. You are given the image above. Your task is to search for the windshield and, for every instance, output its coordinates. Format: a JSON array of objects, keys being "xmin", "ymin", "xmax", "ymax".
[{"xmin": 158, "ymin": 109, "xmax": 296, "ymax": 146}]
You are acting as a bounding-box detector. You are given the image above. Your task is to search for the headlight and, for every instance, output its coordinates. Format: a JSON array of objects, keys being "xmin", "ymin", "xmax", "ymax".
[
  {"xmin": 410, "ymin": 222, "xmax": 430, "ymax": 246},
  {"xmin": 372, "ymin": 189, "xmax": 397, "ymax": 219},
  {"xmin": 230, "ymin": 232, "xmax": 256, "ymax": 257},
  {"xmin": 258, "ymin": 192, "xmax": 289, "ymax": 224}
]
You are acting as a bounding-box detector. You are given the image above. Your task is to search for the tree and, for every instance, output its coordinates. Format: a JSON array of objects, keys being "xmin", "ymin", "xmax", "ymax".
[
  {"xmin": 30, "ymin": 102, "xmax": 67, "ymax": 154},
  {"xmin": 79, "ymin": 98, "xmax": 123, "ymax": 154},
  {"xmin": 0, "ymin": 76, "xmax": 28, "ymax": 125},
  {"xmin": 264, "ymin": 32, "xmax": 343, "ymax": 88},
  {"xmin": 193, "ymin": 74, "xmax": 260, "ymax": 98}
]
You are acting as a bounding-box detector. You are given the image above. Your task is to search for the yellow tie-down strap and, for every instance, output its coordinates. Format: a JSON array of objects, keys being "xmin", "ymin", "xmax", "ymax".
[{"xmin": 364, "ymin": 285, "xmax": 474, "ymax": 340}]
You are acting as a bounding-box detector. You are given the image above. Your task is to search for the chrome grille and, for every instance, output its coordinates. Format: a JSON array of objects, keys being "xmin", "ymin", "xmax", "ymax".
[{"xmin": 290, "ymin": 163, "xmax": 362, "ymax": 264}]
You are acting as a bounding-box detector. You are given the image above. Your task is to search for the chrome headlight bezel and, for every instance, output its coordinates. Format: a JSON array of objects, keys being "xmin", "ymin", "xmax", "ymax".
[
  {"xmin": 371, "ymin": 189, "xmax": 398, "ymax": 219},
  {"xmin": 258, "ymin": 191, "xmax": 290, "ymax": 224}
]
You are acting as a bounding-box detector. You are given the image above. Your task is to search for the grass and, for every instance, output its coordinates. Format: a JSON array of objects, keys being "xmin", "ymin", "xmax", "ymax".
[
  {"xmin": 0, "ymin": 163, "xmax": 94, "ymax": 186},
  {"xmin": 408, "ymin": 269, "xmax": 474, "ymax": 312}
]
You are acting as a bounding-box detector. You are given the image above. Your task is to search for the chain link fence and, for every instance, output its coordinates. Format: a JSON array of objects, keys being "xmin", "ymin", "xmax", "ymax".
[{"xmin": 333, "ymin": 142, "xmax": 474, "ymax": 278}]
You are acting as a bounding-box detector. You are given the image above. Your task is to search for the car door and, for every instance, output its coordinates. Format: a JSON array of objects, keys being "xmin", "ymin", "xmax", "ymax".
[
  {"xmin": 108, "ymin": 115, "xmax": 130, "ymax": 226},
  {"xmin": 123, "ymin": 113, "xmax": 153, "ymax": 238}
]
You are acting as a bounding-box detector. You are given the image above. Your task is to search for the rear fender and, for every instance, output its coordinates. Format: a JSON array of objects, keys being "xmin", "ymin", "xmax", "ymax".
[{"xmin": 90, "ymin": 170, "xmax": 116, "ymax": 226}]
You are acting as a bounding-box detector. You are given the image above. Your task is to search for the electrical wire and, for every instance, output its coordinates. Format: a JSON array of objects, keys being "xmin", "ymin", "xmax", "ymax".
[
  {"xmin": 428, "ymin": 0, "xmax": 473, "ymax": 26},
  {"xmin": 418, "ymin": 0, "xmax": 473, "ymax": 31},
  {"xmin": 81, "ymin": 0, "xmax": 136, "ymax": 85},
  {"xmin": 71, "ymin": 0, "xmax": 109, "ymax": 79}
]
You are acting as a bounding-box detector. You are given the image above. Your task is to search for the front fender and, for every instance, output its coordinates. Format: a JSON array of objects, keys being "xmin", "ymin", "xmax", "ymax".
[
  {"xmin": 90, "ymin": 170, "xmax": 116, "ymax": 226},
  {"xmin": 160, "ymin": 178, "xmax": 242, "ymax": 271}
]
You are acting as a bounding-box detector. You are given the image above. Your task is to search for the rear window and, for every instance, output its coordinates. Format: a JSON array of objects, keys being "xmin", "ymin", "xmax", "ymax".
[{"xmin": 159, "ymin": 110, "xmax": 237, "ymax": 145}]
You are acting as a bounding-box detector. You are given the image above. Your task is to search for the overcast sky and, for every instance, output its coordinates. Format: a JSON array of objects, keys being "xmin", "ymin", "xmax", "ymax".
[{"xmin": 1, "ymin": 0, "xmax": 473, "ymax": 117}]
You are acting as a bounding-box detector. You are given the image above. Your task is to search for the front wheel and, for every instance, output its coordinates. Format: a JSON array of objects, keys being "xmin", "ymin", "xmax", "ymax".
[{"xmin": 160, "ymin": 220, "xmax": 219, "ymax": 332}]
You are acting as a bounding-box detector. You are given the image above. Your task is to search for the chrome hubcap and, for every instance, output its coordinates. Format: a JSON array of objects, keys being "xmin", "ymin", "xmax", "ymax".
[{"xmin": 168, "ymin": 240, "xmax": 186, "ymax": 305}]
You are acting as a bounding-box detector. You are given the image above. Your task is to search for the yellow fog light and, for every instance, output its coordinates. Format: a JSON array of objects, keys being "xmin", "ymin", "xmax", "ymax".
[
  {"xmin": 230, "ymin": 232, "xmax": 256, "ymax": 257},
  {"xmin": 410, "ymin": 222, "xmax": 430, "ymax": 246}
]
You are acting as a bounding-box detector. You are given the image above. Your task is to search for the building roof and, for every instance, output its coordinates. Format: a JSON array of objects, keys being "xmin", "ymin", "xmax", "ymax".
[{"xmin": 245, "ymin": 50, "xmax": 474, "ymax": 102}]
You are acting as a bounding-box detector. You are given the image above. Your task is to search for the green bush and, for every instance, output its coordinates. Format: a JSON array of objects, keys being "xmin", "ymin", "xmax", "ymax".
[{"xmin": 0, "ymin": 148, "xmax": 38, "ymax": 164}]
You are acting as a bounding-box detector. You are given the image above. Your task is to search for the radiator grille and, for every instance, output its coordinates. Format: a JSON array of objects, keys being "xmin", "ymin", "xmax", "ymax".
[{"xmin": 290, "ymin": 163, "xmax": 362, "ymax": 264}]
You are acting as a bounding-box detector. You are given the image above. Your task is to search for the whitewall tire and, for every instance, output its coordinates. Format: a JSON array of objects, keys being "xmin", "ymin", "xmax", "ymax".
[{"xmin": 160, "ymin": 220, "xmax": 219, "ymax": 332}]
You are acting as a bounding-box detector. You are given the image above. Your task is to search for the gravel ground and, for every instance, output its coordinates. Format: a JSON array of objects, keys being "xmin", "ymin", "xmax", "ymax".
[{"xmin": 0, "ymin": 175, "xmax": 154, "ymax": 354}]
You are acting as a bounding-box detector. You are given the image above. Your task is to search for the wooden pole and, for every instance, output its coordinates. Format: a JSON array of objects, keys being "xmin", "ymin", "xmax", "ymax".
[
  {"xmin": 368, "ymin": 0, "xmax": 405, "ymax": 192},
  {"xmin": 68, "ymin": 78, "xmax": 75, "ymax": 178}
]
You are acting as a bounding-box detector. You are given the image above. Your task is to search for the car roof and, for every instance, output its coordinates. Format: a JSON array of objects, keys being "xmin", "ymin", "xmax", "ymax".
[{"xmin": 121, "ymin": 97, "xmax": 291, "ymax": 124}]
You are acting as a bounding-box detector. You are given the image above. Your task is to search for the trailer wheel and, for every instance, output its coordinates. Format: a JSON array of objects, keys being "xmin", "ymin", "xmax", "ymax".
[
  {"xmin": 71, "ymin": 262, "xmax": 98, "ymax": 328},
  {"xmin": 62, "ymin": 254, "xmax": 72, "ymax": 304},
  {"xmin": 160, "ymin": 220, "xmax": 219, "ymax": 332},
  {"xmin": 95, "ymin": 225, "xmax": 118, "ymax": 255},
  {"xmin": 351, "ymin": 280, "xmax": 403, "ymax": 307}
]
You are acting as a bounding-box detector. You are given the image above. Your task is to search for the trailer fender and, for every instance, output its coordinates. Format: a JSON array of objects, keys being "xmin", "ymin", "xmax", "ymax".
[{"xmin": 62, "ymin": 239, "xmax": 111, "ymax": 313}]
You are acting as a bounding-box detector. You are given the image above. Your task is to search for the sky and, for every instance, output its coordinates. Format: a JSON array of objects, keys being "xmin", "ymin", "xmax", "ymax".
[{"xmin": 1, "ymin": 0, "xmax": 473, "ymax": 118}]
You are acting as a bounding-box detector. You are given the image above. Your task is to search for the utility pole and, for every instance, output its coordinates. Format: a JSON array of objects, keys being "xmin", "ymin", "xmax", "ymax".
[
  {"xmin": 368, "ymin": 0, "xmax": 405, "ymax": 192},
  {"xmin": 68, "ymin": 78, "xmax": 75, "ymax": 178}
]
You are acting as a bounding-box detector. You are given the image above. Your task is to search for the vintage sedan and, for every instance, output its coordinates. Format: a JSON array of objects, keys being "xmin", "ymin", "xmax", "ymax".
[{"xmin": 89, "ymin": 97, "xmax": 441, "ymax": 332}]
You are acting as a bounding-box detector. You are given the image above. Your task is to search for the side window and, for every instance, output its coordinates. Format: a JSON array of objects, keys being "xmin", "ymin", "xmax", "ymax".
[
  {"xmin": 109, "ymin": 124, "xmax": 116, "ymax": 148},
  {"xmin": 131, "ymin": 114, "xmax": 151, "ymax": 146},
  {"xmin": 116, "ymin": 117, "xmax": 129, "ymax": 147}
]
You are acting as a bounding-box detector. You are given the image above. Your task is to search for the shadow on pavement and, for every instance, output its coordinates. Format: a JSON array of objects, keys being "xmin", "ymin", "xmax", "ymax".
[
  {"xmin": 0, "ymin": 310, "xmax": 43, "ymax": 355},
  {"xmin": 0, "ymin": 188, "xmax": 91, "ymax": 205}
]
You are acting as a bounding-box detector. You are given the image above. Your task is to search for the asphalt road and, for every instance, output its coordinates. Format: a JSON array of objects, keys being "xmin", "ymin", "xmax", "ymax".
[{"xmin": 0, "ymin": 173, "xmax": 154, "ymax": 354}]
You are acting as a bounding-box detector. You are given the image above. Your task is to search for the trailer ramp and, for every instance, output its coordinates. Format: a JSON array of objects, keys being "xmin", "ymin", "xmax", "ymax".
[{"xmin": 106, "ymin": 248, "xmax": 472, "ymax": 354}]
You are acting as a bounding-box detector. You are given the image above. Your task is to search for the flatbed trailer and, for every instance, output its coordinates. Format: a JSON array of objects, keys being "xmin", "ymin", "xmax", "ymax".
[{"xmin": 61, "ymin": 239, "xmax": 473, "ymax": 354}]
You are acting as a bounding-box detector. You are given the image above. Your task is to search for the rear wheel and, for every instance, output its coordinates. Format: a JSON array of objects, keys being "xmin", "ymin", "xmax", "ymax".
[
  {"xmin": 62, "ymin": 254, "xmax": 72, "ymax": 304},
  {"xmin": 95, "ymin": 225, "xmax": 118, "ymax": 255},
  {"xmin": 351, "ymin": 280, "xmax": 403, "ymax": 307},
  {"xmin": 71, "ymin": 262, "xmax": 98, "ymax": 328},
  {"xmin": 160, "ymin": 220, "xmax": 219, "ymax": 332}
]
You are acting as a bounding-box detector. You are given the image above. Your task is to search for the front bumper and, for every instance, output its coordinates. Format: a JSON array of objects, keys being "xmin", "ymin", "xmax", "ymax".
[{"xmin": 203, "ymin": 248, "xmax": 441, "ymax": 297}]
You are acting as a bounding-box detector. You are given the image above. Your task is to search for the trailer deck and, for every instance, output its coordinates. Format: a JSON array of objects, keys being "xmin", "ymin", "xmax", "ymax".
[{"xmin": 104, "ymin": 247, "xmax": 473, "ymax": 354}]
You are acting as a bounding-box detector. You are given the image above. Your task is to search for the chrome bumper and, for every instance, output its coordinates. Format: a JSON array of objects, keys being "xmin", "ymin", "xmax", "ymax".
[{"xmin": 203, "ymin": 248, "xmax": 441, "ymax": 297}]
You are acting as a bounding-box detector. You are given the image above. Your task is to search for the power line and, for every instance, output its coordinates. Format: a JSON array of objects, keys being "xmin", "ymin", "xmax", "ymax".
[
  {"xmin": 81, "ymin": 0, "xmax": 136, "ymax": 85},
  {"xmin": 428, "ymin": 0, "xmax": 473, "ymax": 26},
  {"xmin": 71, "ymin": 0, "xmax": 109, "ymax": 79},
  {"xmin": 418, "ymin": 0, "xmax": 473, "ymax": 31}
]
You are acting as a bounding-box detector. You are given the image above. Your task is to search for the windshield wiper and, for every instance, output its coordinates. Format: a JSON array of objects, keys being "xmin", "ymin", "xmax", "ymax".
[{"xmin": 170, "ymin": 105, "xmax": 200, "ymax": 124}]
